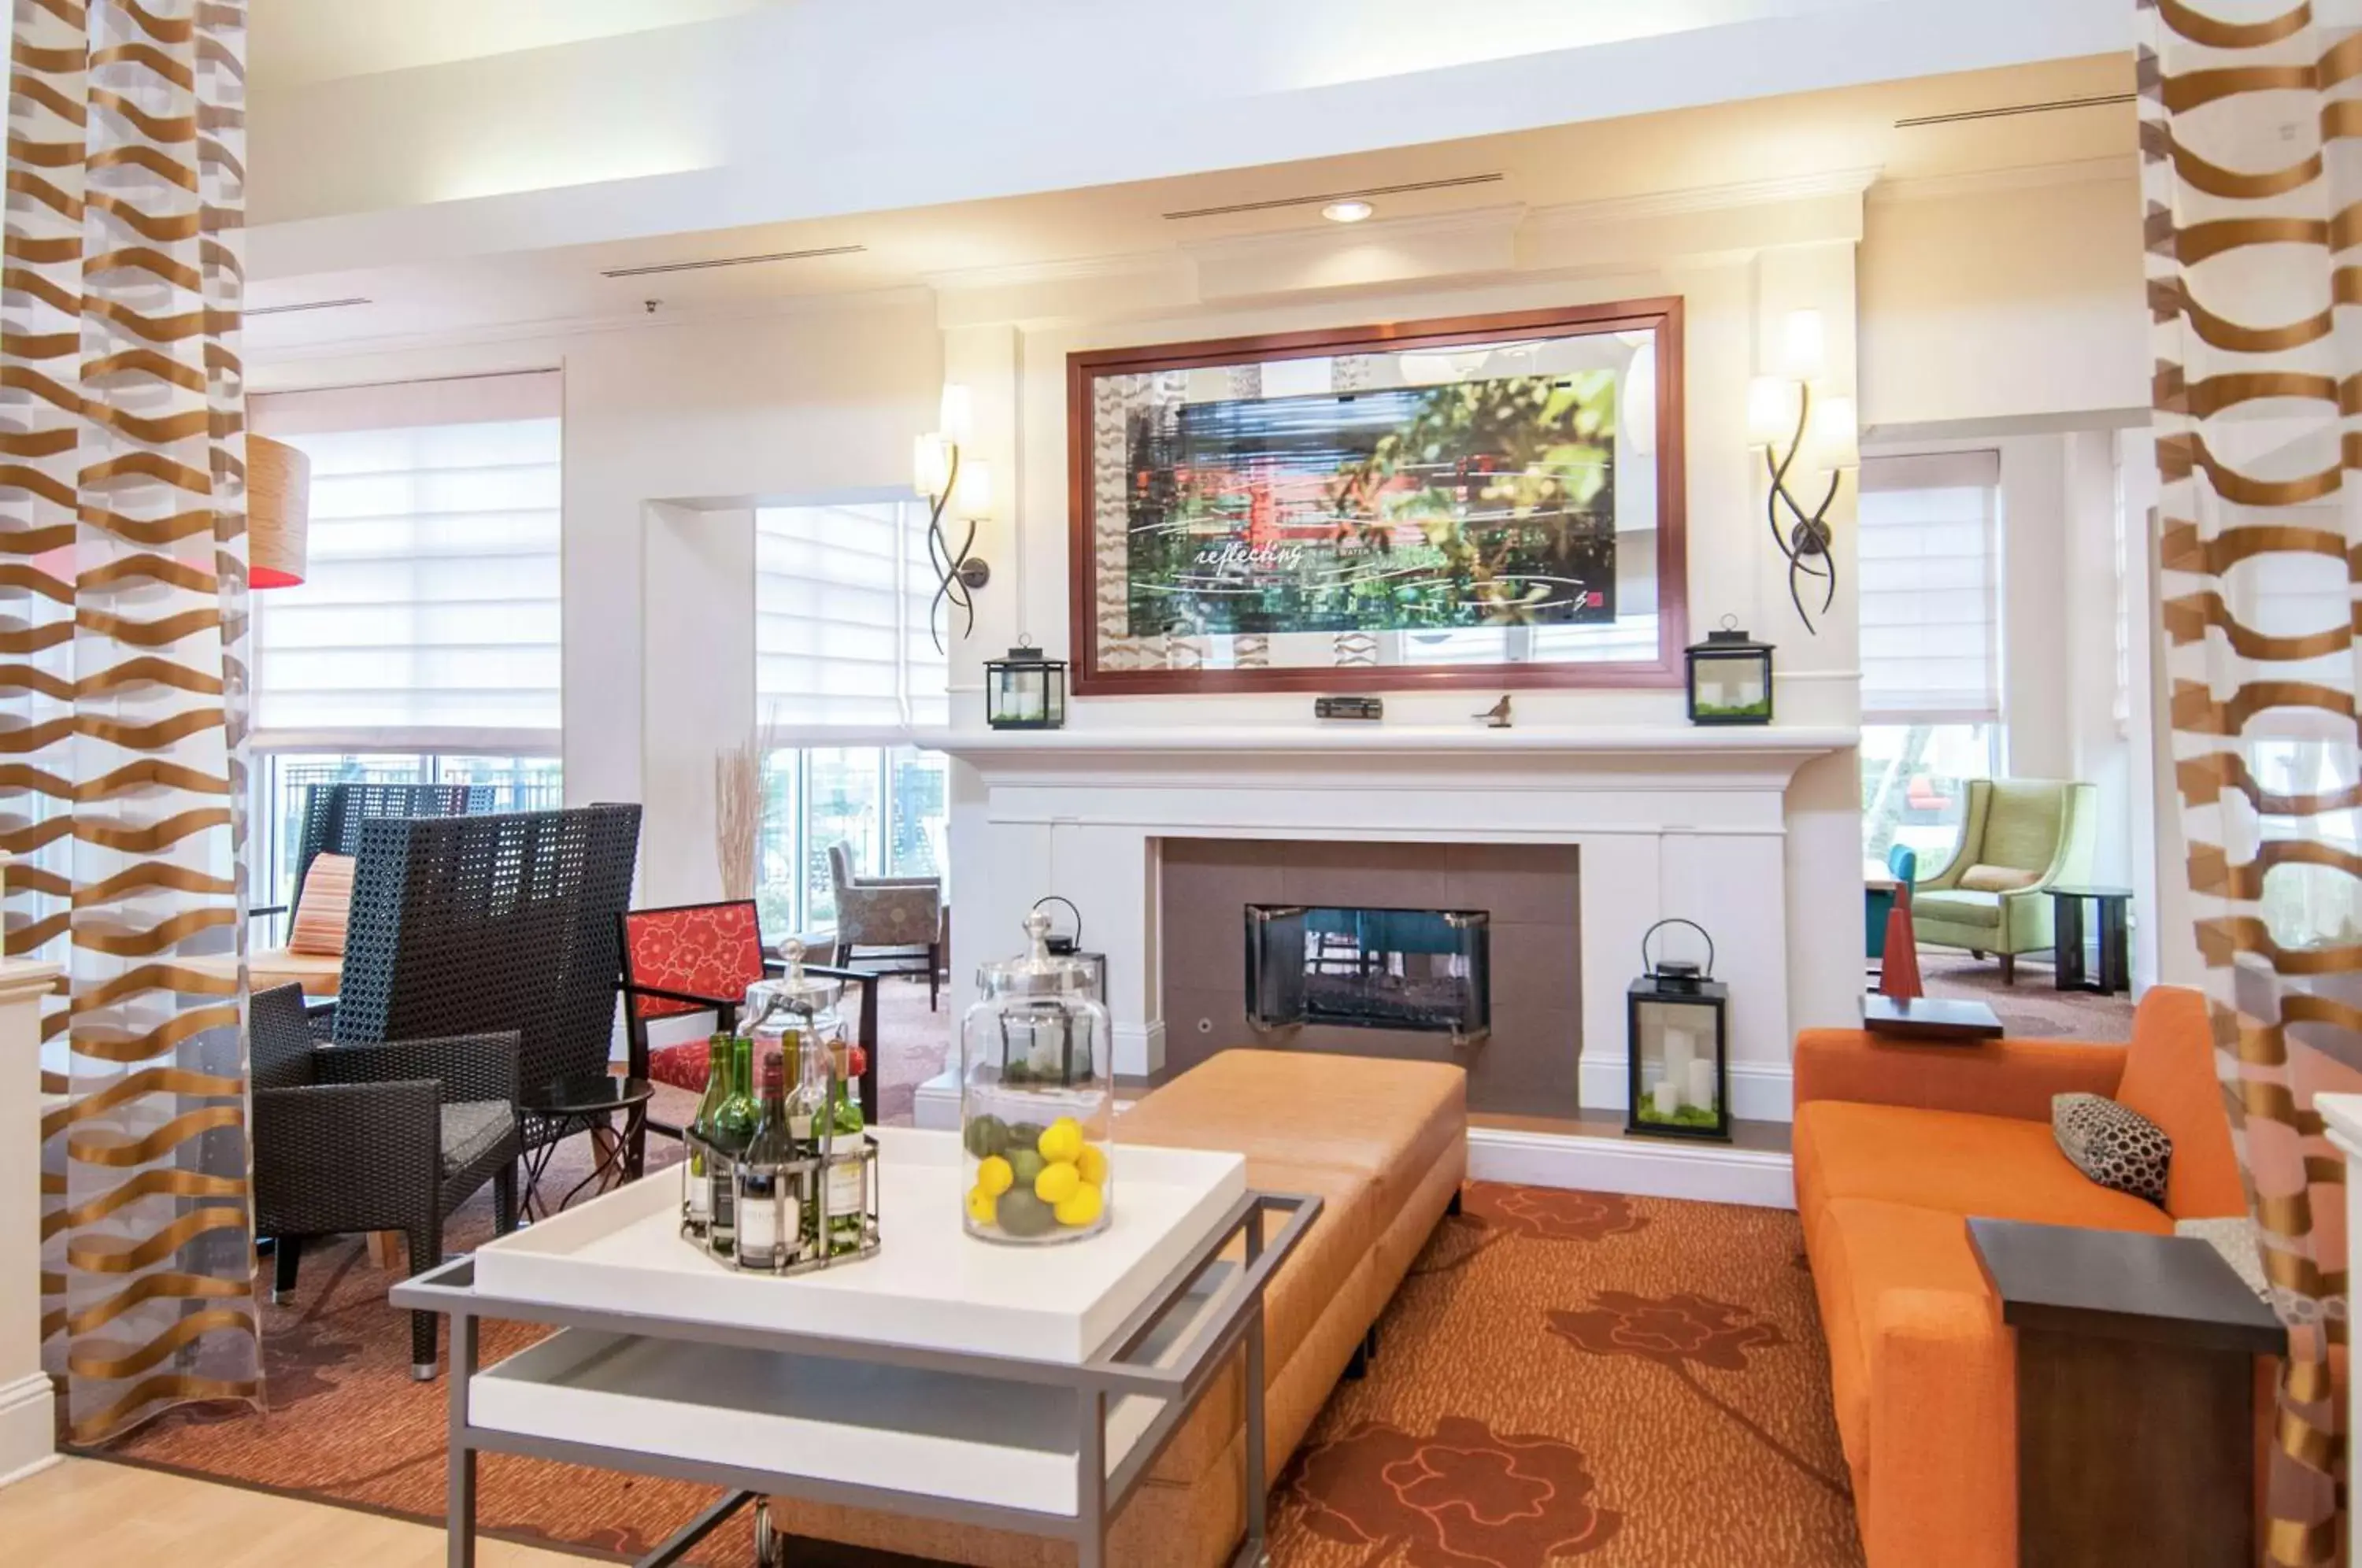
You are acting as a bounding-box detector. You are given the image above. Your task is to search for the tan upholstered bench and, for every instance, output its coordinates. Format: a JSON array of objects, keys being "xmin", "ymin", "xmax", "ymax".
[{"xmin": 772, "ymin": 1049, "xmax": 1468, "ymax": 1567}]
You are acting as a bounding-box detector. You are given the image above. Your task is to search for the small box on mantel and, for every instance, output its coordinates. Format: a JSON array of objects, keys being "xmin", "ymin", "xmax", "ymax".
[{"xmin": 1314, "ymin": 695, "xmax": 1383, "ymax": 721}]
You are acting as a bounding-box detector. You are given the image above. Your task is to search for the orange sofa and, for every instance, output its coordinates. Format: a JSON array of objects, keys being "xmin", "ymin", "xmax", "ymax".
[{"xmin": 1793, "ymin": 987, "xmax": 2248, "ymax": 1568}]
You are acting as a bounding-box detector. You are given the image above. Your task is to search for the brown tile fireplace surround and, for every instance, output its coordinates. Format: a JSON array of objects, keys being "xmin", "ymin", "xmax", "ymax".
[{"xmin": 1160, "ymin": 838, "xmax": 1580, "ymax": 1119}]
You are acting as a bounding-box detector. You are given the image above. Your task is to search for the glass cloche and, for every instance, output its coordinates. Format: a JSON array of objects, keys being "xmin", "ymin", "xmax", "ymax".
[
  {"xmin": 961, "ymin": 910, "xmax": 1113, "ymax": 1244},
  {"xmin": 742, "ymin": 937, "xmax": 846, "ymax": 1065}
]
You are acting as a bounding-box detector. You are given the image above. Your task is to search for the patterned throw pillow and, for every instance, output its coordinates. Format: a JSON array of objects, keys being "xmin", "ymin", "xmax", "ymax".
[
  {"xmin": 2053, "ymin": 1092, "xmax": 2172, "ymax": 1207},
  {"xmin": 286, "ymin": 852, "xmax": 354, "ymax": 957},
  {"xmin": 1959, "ymin": 864, "xmax": 2040, "ymax": 893}
]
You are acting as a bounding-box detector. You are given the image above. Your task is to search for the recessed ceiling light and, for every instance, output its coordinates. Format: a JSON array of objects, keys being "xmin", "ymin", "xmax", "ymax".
[{"xmin": 1322, "ymin": 200, "xmax": 1375, "ymax": 224}]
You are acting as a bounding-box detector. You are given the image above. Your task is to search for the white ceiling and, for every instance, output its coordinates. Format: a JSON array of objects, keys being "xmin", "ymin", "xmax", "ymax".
[
  {"xmin": 246, "ymin": 0, "xmax": 780, "ymax": 89},
  {"xmin": 244, "ymin": 52, "xmax": 2136, "ymax": 357}
]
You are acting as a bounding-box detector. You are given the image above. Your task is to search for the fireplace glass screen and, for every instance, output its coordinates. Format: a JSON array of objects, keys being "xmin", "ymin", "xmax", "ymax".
[{"xmin": 1245, "ymin": 904, "xmax": 1490, "ymax": 1045}]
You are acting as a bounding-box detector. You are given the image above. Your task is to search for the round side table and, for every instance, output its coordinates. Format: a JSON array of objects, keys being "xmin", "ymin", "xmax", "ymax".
[{"xmin": 518, "ymin": 1074, "xmax": 653, "ymax": 1220}]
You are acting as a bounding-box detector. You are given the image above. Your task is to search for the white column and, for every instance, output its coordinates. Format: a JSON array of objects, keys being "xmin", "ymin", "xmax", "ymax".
[{"xmin": 0, "ymin": 959, "xmax": 64, "ymax": 1488}]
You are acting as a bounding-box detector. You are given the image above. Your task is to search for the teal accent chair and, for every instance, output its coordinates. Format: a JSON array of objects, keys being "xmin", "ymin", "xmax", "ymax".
[
  {"xmin": 1909, "ymin": 778, "xmax": 2098, "ymax": 984},
  {"xmin": 1864, "ymin": 844, "xmax": 1918, "ymax": 960}
]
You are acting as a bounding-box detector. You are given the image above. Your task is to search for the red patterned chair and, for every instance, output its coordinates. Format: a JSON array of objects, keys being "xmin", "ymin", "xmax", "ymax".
[{"xmin": 616, "ymin": 900, "xmax": 880, "ymax": 1142}]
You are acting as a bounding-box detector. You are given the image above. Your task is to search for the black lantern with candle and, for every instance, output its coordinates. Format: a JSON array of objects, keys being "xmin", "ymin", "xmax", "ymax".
[
  {"xmin": 1685, "ymin": 618, "xmax": 1775, "ymax": 725},
  {"xmin": 987, "ymin": 642, "xmax": 1067, "ymax": 730},
  {"xmin": 1627, "ymin": 919, "xmax": 1731, "ymax": 1141}
]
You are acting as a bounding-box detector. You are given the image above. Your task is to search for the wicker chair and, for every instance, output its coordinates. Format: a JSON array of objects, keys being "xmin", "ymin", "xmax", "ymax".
[
  {"xmin": 325, "ymin": 804, "xmax": 643, "ymax": 1165},
  {"xmin": 251, "ymin": 782, "xmax": 487, "ymax": 930},
  {"xmin": 617, "ymin": 898, "xmax": 883, "ymax": 1151},
  {"xmin": 827, "ymin": 841, "xmax": 941, "ymax": 1009},
  {"xmin": 250, "ymin": 982, "xmax": 521, "ymax": 1381}
]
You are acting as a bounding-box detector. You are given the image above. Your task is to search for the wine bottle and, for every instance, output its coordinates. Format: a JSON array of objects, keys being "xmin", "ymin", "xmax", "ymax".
[
  {"xmin": 706, "ymin": 1031, "xmax": 759, "ymax": 1257},
  {"xmin": 822, "ymin": 1037, "xmax": 867, "ymax": 1254},
  {"xmin": 682, "ymin": 1033, "xmax": 732, "ymax": 1235},
  {"xmin": 735, "ymin": 1045, "xmax": 798, "ymax": 1272}
]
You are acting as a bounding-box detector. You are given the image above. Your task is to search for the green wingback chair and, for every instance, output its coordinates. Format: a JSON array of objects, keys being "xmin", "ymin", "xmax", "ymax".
[{"xmin": 1910, "ymin": 778, "xmax": 2098, "ymax": 983}]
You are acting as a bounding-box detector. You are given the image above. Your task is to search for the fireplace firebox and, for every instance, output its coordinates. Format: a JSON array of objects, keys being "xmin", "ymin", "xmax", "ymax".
[{"xmin": 1245, "ymin": 904, "xmax": 1490, "ymax": 1047}]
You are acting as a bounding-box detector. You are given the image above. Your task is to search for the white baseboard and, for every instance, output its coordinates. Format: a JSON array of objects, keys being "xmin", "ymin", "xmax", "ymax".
[
  {"xmin": 0, "ymin": 1371, "xmax": 54, "ymax": 1490},
  {"xmin": 1468, "ymin": 1126, "xmax": 1795, "ymax": 1208},
  {"xmin": 1578, "ymin": 1058, "xmax": 1793, "ymax": 1123},
  {"xmin": 1113, "ymin": 1020, "xmax": 1165, "ymax": 1078}
]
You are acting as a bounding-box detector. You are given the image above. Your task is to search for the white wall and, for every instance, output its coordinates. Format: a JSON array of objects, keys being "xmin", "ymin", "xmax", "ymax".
[
  {"xmin": 1859, "ymin": 168, "xmax": 2146, "ymax": 434},
  {"xmin": 250, "ymin": 296, "xmax": 943, "ymax": 898}
]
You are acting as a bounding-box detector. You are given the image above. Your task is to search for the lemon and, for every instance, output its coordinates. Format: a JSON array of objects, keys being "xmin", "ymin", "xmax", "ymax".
[
  {"xmin": 1038, "ymin": 1118, "xmax": 1085, "ymax": 1165},
  {"xmin": 1035, "ymin": 1162, "xmax": 1081, "ymax": 1205},
  {"xmin": 976, "ymin": 1155, "xmax": 1014, "ymax": 1196},
  {"xmin": 1054, "ymin": 1182, "xmax": 1105, "ymax": 1228},
  {"xmin": 965, "ymin": 1185, "xmax": 998, "ymax": 1224},
  {"xmin": 1075, "ymin": 1143, "xmax": 1108, "ymax": 1185}
]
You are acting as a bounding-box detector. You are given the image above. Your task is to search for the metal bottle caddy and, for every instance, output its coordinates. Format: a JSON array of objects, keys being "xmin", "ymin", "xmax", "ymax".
[{"xmin": 679, "ymin": 941, "xmax": 881, "ymax": 1276}]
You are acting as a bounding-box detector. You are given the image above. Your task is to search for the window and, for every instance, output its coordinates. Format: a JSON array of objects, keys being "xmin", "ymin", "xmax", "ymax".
[
  {"xmin": 755, "ymin": 746, "xmax": 946, "ymax": 937},
  {"xmin": 249, "ymin": 372, "xmax": 563, "ymax": 750},
  {"xmin": 755, "ymin": 500, "xmax": 947, "ymax": 734},
  {"xmin": 246, "ymin": 373, "xmax": 565, "ymax": 909},
  {"xmin": 751, "ymin": 499, "xmax": 950, "ymax": 936},
  {"xmin": 1857, "ymin": 451, "xmax": 2002, "ymax": 862}
]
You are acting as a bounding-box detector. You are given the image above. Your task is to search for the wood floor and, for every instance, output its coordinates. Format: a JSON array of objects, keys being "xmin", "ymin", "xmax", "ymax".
[{"xmin": 0, "ymin": 1457, "xmax": 591, "ymax": 1565}]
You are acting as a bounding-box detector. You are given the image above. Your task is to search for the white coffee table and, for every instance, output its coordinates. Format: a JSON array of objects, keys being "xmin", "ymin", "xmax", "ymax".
[{"xmin": 396, "ymin": 1126, "xmax": 1320, "ymax": 1568}]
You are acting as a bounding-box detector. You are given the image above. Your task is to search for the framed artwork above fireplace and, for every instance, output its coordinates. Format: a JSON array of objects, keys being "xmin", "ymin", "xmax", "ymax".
[{"xmin": 1064, "ymin": 296, "xmax": 1687, "ymax": 696}]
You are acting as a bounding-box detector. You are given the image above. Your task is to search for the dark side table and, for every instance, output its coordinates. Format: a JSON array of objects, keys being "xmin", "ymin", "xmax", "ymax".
[
  {"xmin": 1968, "ymin": 1218, "xmax": 2285, "ymax": 1568},
  {"xmin": 2047, "ymin": 884, "xmax": 2132, "ymax": 996},
  {"xmin": 1862, "ymin": 993, "xmax": 2003, "ymax": 1042},
  {"xmin": 518, "ymin": 1074, "xmax": 653, "ymax": 1221}
]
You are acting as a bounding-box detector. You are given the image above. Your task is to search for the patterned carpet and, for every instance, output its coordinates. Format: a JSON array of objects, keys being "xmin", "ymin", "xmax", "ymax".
[
  {"xmin": 90, "ymin": 1145, "xmax": 1860, "ymax": 1567},
  {"xmin": 1917, "ymin": 950, "xmax": 2137, "ymax": 1039}
]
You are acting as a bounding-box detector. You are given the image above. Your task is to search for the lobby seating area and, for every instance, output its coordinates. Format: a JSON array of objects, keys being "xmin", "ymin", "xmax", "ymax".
[{"xmin": 4, "ymin": 6, "xmax": 2341, "ymax": 1568}]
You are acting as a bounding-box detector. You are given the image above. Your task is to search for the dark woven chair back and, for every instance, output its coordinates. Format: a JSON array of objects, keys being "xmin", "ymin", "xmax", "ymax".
[
  {"xmin": 332, "ymin": 804, "xmax": 642, "ymax": 1100},
  {"xmin": 620, "ymin": 900, "xmax": 768, "ymax": 1023},
  {"xmin": 250, "ymin": 981, "xmax": 318, "ymax": 1090},
  {"xmin": 291, "ymin": 782, "xmax": 487, "ymax": 913}
]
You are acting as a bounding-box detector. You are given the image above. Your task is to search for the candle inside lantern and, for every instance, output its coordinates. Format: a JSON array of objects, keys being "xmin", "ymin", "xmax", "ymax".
[
  {"xmin": 1650, "ymin": 1079, "xmax": 1682, "ymax": 1119},
  {"xmin": 1662, "ymin": 1026, "xmax": 1694, "ymax": 1105},
  {"xmin": 1686, "ymin": 1056, "xmax": 1716, "ymax": 1111}
]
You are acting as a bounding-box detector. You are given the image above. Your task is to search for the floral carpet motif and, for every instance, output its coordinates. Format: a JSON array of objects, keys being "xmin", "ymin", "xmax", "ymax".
[{"xmin": 91, "ymin": 1173, "xmax": 1860, "ymax": 1567}]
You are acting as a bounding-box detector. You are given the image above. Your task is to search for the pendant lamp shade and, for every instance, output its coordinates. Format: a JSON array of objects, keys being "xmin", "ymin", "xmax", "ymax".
[{"xmin": 246, "ymin": 432, "xmax": 309, "ymax": 589}]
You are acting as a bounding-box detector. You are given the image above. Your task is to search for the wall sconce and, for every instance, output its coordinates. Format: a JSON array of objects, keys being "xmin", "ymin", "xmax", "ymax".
[
  {"xmin": 915, "ymin": 383, "xmax": 993, "ymax": 653},
  {"xmin": 1748, "ymin": 309, "xmax": 1858, "ymax": 635}
]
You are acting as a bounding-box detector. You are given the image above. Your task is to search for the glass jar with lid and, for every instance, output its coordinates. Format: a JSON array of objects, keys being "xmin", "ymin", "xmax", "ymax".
[{"xmin": 960, "ymin": 910, "xmax": 1113, "ymax": 1244}]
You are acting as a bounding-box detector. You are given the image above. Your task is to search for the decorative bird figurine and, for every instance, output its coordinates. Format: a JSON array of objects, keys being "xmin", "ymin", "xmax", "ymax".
[{"xmin": 1475, "ymin": 695, "xmax": 1512, "ymax": 729}]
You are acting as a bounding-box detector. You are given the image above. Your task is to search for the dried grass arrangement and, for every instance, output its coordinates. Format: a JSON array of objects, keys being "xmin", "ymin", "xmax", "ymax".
[{"xmin": 713, "ymin": 728, "xmax": 775, "ymax": 900}]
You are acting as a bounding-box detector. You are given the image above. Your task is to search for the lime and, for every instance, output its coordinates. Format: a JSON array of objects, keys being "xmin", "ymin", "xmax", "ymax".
[
  {"xmin": 1038, "ymin": 1119, "xmax": 1084, "ymax": 1165},
  {"xmin": 976, "ymin": 1155, "xmax": 1014, "ymax": 1196},
  {"xmin": 1007, "ymin": 1121, "xmax": 1047, "ymax": 1151},
  {"xmin": 1009, "ymin": 1148, "xmax": 1046, "ymax": 1187},
  {"xmin": 996, "ymin": 1187, "xmax": 1056, "ymax": 1238},
  {"xmin": 964, "ymin": 1185, "xmax": 998, "ymax": 1224},
  {"xmin": 963, "ymin": 1115, "xmax": 1009, "ymax": 1158},
  {"xmin": 1053, "ymin": 1182, "xmax": 1104, "ymax": 1228},
  {"xmin": 1035, "ymin": 1162, "xmax": 1081, "ymax": 1205},
  {"xmin": 1075, "ymin": 1143, "xmax": 1108, "ymax": 1185}
]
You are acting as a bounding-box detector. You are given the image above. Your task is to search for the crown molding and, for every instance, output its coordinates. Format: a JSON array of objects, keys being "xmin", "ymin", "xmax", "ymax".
[{"xmin": 1867, "ymin": 155, "xmax": 2135, "ymax": 205}]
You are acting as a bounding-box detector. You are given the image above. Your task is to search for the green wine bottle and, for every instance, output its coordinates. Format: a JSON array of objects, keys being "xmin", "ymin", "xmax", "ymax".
[
  {"xmin": 735, "ymin": 1047, "xmax": 798, "ymax": 1272},
  {"xmin": 682, "ymin": 1033, "xmax": 731, "ymax": 1236},
  {"xmin": 822, "ymin": 1038, "xmax": 867, "ymax": 1255},
  {"xmin": 706, "ymin": 1032, "xmax": 759, "ymax": 1257}
]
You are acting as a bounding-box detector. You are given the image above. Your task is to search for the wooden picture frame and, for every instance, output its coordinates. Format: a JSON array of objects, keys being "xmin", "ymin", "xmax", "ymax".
[{"xmin": 1065, "ymin": 297, "xmax": 1686, "ymax": 697}]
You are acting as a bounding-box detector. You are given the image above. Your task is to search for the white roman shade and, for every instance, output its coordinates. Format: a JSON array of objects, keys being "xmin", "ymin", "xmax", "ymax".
[
  {"xmin": 249, "ymin": 372, "xmax": 563, "ymax": 750},
  {"xmin": 1857, "ymin": 449, "xmax": 2001, "ymax": 723},
  {"xmin": 755, "ymin": 500, "xmax": 949, "ymax": 736}
]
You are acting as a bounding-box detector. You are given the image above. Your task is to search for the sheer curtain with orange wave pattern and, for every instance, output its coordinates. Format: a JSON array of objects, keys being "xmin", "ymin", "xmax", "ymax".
[
  {"xmin": 2141, "ymin": 0, "xmax": 2362, "ymax": 1559},
  {"xmin": 6, "ymin": 0, "xmax": 261, "ymax": 1441}
]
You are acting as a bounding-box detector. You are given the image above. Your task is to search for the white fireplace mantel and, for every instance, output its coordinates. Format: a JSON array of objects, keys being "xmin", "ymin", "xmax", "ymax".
[{"xmin": 937, "ymin": 723, "xmax": 1854, "ymax": 1152}]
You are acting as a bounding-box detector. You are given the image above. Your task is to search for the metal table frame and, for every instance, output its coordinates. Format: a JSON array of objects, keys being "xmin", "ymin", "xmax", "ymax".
[{"xmin": 395, "ymin": 1188, "xmax": 1319, "ymax": 1568}]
